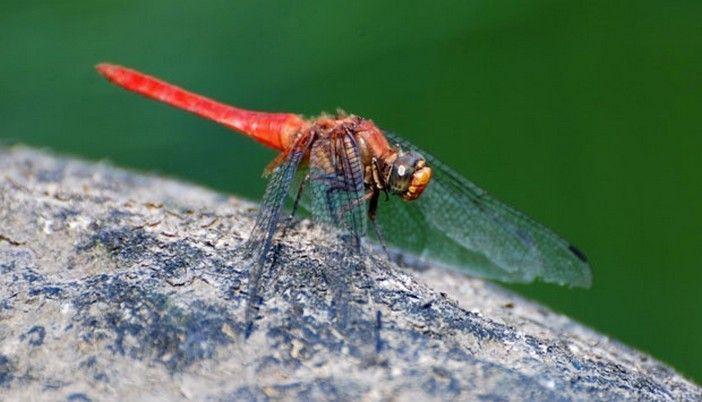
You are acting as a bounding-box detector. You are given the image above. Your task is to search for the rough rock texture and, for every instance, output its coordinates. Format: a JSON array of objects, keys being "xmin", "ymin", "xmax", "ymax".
[{"xmin": 0, "ymin": 146, "xmax": 699, "ymax": 401}]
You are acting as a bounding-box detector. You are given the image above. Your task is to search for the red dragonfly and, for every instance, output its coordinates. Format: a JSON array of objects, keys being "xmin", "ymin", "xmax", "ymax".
[{"xmin": 96, "ymin": 63, "xmax": 592, "ymax": 292}]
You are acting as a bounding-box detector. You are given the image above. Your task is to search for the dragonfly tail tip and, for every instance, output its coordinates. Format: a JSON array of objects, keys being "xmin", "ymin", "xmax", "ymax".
[{"xmin": 95, "ymin": 63, "xmax": 121, "ymax": 80}]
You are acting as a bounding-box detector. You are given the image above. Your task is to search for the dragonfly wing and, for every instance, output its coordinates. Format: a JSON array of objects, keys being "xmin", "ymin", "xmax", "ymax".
[
  {"xmin": 246, "ymin": 143, "xmax": 308, "ymax": 256},
  {"xmin": 305, "ymin": 134, "xmax": 368, "ymax": 249},
  {"xmin": 379, "ymin": 133, "xmax": 592, "ymax": 287},
  {"xmin": 244, "ymin": 135, "xmax": 311, "ymax": 334}
]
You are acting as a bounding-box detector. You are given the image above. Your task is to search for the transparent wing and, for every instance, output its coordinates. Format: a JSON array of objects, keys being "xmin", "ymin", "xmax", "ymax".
[
  {"xmin": 246, "ymin": 144, "xmax": 307, "ymax": 257},
  {"xmin": 244, "ymin": 135, "xmax": 311, "ymax": 333},
  {"xmin": 378, "ymin": 133, "xmax": 592, "ymax": 287},
  {"xmin": 306, "ymin": 134, "xmax": 368, "ymax": 250}
]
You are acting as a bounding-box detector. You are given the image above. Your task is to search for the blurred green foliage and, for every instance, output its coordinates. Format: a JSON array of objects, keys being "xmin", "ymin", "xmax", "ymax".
[{"xmin": 1, "ymin": 1, "xmax": 700, "ymax": 382}]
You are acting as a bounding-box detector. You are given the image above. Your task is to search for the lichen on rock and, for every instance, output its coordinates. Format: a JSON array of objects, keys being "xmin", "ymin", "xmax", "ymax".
[{"xmin": 0, "ymin": 146, "xmax": 699, "ymax": 401}]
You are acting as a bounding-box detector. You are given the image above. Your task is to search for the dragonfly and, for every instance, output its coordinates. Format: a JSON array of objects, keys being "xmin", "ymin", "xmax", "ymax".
[{"xmin": 96, "ymin": 63, "xmax": 592, "ymax": 300}]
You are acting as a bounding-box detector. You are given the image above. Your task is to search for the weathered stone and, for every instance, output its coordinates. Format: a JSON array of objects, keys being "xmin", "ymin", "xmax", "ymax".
[{"xmin": 0, "ymin": 146, "xmax": 699, "ymax": 401}]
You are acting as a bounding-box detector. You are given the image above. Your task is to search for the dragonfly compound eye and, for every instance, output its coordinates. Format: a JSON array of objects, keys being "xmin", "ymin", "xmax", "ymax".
[{"xmin": 389, "ymin": 152, "xmax": 432, "ymax": 201}]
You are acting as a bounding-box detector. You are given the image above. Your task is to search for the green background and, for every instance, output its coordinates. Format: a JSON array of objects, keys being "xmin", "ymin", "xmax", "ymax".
[{"xmin": 1, "ymin": 1, "xmax": 700, "ymax": 382}]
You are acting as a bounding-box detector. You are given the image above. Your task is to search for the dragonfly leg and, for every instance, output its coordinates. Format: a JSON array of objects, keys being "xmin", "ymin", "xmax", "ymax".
[
  {"xmin": 335, "ymin": 191, "xmax": 374, "ymax": 220},
  {"xmin": 277, "ymin": 172, "xmax": 309, "ymax": 244},
  {"xmin": 290, "ymin": 172, "xmax": 310, "ymax": 220},
  {"xmin": 313, "ymin": 170, "xmax": 363, "ymax": 219},
  {"xmin": 367, "ymin": 190, "xmax": 390, "ymax": 259}
]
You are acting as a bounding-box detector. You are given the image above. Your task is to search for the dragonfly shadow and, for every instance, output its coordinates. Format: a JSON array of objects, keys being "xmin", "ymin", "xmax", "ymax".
[
  {"xmin": 239, "ymin": 227, "xmax": 385, "ymax": 353},
  {"xmin": 316, "ymin": 235, "xmax": 370, "ymax": 330}
]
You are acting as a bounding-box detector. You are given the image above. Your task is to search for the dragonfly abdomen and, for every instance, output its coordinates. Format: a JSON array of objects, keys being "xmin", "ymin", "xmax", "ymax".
[{"xmin": 96, "ymin": 63, "xmax": 305, "ymax": 151}]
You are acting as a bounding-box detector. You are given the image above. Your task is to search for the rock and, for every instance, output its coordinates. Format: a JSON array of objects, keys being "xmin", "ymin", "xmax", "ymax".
[{"xmin": 0, "ymin": 146, "xmax": 699, "ymax": 401}]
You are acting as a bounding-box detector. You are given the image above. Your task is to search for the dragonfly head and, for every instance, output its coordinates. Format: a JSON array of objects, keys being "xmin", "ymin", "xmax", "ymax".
[{"xmin": 387, "ymin": 151, "xmax": 432, "ymax": 201}]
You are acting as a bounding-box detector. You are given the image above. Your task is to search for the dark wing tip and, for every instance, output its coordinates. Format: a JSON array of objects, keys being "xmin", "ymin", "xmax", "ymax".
[{"xmin": 568, "ymin": 244, "xmax": 589, "ymax": 263}]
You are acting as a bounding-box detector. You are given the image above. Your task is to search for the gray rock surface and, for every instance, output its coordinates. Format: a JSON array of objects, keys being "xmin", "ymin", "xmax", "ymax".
[{"xmin": 0, "ymin": 146, "xmax": 699, "ymax": 401}]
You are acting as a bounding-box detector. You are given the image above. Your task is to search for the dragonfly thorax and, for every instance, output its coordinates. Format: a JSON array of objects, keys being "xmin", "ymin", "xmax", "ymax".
[{"xmin": 308, "ymin": 114, "xmax": 432, "ymax": 202}]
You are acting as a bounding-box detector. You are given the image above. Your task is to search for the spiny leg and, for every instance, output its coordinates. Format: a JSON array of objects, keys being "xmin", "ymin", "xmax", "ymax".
[
  {"xmin": 290, "ymin": 172, "xmax": 310, "ymax": 221},
  {"xmin": 368, "ymin": 189, "xmax": 391, "ymax": 260},
  {"xmin": 279, "ymin": 171, "xmax": 310, "ymax": 236}
]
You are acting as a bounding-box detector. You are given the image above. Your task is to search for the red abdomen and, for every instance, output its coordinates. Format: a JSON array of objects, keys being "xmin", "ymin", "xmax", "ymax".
[{"xmin": 96, "ymin": 63, "xmax": 304, "ymax": 151}]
